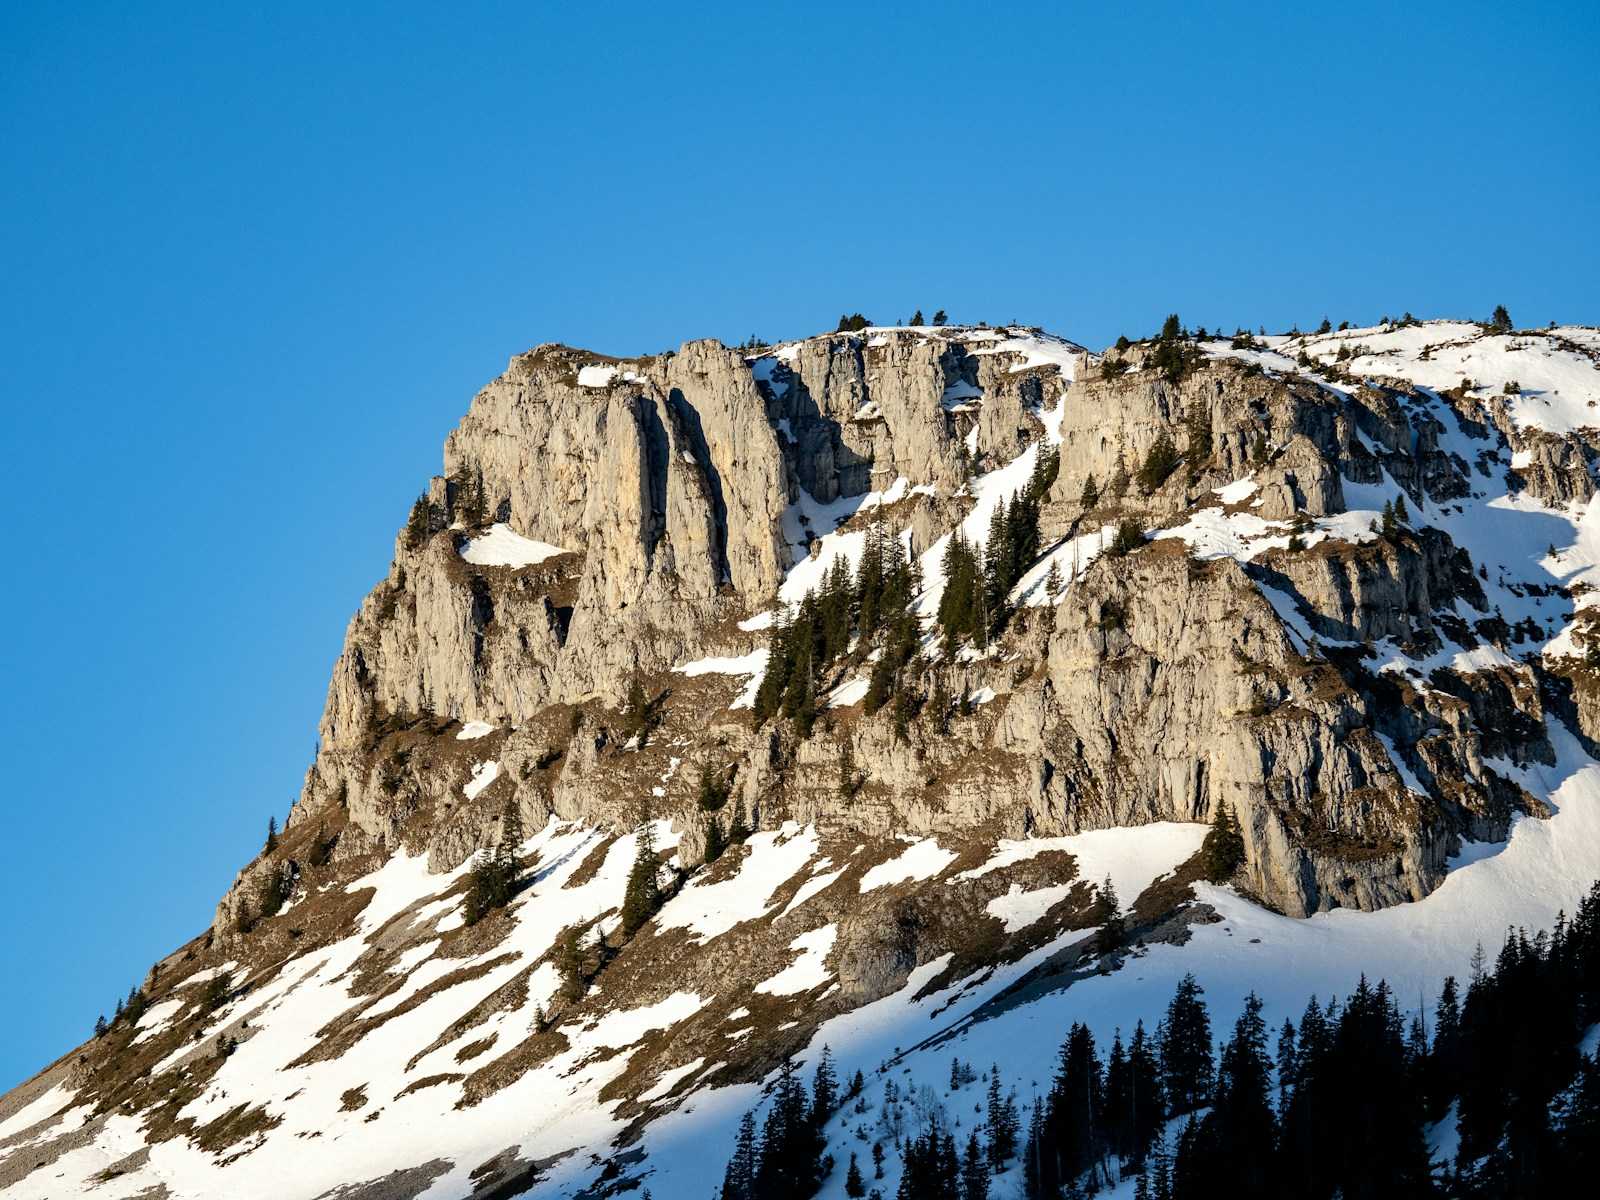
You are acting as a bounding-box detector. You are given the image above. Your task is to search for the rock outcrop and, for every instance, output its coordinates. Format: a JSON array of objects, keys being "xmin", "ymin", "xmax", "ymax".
[{"xmin": 207, "ymin": 322, "xmax": 1586, "ymax": 932}]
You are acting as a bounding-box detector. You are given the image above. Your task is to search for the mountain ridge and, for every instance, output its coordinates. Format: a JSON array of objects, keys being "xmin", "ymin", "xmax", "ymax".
[{"xmin": 6, "ymin": 314, "xmax": 1600, "ymax": 1198}]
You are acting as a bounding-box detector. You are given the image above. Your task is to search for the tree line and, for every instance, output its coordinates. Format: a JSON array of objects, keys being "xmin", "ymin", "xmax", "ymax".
[
  {"xmin": 716, "ymin": 879, "xmax": 1600, "ymax": 1199},
  {"xmin": 1029, "ymin": 879, "xmax": 1600, "ymax": 1198}
]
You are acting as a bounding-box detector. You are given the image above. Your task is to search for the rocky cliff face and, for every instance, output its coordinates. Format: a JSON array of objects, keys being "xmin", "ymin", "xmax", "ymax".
[
  {"xmin": 9, "ymin": 317, "xmax": 1600, "ymax": 1200},
  {"xmin": 243, "ymin": 321, "xmax": 1595, "ymax": 930}
]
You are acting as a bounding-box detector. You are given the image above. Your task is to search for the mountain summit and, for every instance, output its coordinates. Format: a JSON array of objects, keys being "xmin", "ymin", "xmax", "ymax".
[{"xmin": 6, "ymin": 316, "xmax": 1600, "ymax": 1198}]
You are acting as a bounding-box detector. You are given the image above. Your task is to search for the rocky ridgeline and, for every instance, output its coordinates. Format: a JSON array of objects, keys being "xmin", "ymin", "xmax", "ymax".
[{"xmin": 211, "ymin": 321, "xmax": 1600, "ymax": 931}]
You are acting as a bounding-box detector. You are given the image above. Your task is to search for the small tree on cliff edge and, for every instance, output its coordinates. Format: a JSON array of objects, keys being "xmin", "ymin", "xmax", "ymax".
[{"xmin": 1201, "ymin": 800, "xmax": 1246, "ymax": 882}]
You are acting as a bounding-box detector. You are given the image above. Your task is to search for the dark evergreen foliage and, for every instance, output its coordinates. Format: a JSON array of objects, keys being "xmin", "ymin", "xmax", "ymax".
[
  {"xmin": 1137, "ymin": 435, "xmax": 1181, "ymax": 493},
  {"xmin": 619, "ymin": 817, "xmax": 663, "ymax": 936},
  {"xmin": 1199, "ymin": 799, "xmax": 1245, "ymax": 882},
  {"xmin": 463, "ymin": 796, "xmax": 522, "ymax": 925},
  {"xmin": 1107, "ymin": 519, "xmax": 1144, "ymax": 558}
]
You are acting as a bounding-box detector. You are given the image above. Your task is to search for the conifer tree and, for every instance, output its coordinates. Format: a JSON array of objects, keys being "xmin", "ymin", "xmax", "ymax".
[
  {"xmin": 1044, "ymin": 557, "xmax": 1063, "ymax": 600},
  {"xmin": 94, "ymin": 1013, "xmax": 107, "ymax": 1038},
  {"xmin": 620, "ymin": 817, "xmax": 663, "ymax": 936},
  {"xmin": 1200, "ymin": 800, "xmax": 1245, "ymax": 882},
  {"xmin": 1137, "ymin": 434, "xmax": 1181, "ymax": 492},
  {"xmin": 755, "ymin": 1059, "xmax": 825, "ymax": 1199},
  {"xmin": 986, "ymin": 1069, "xmax": 1018, "ymax": 1169},
  {"xmin": 1204, "ymin": 992, "xmax": 1276, "ymax": 1197},
  {"xmin": 1275, "ymin": 1017, "xmax": 1298, "ymax": 1117},
  {"xmin": 464, "ymin": 796, "xmax": 522, "ymax": 924},
  {"xmin": 812, "ymin": 1045, "xmax": 838, "ymax": 1126},
  {"xmin": 1108, "ymin": 519, "xmax": 1145, "ymax": 557},
  {"xmin": 1491, "ymin": 304, "xmax": 1513, "ymax": 333},
  {"xmin": 1046, "ymin": 1022, "xmax": 1104, "ymax": 1184},
  {"xmin": 1080, "ymin": 473, "xmax": 1099, "ymax": 509},
  {"xmin": 933, "ymin": 310, "xmax": 948, "ymax": 326},
  {"xmin": 1103, "ymin": 1031, "xmax": 1133, "ymax": 1160},
  {"xmin": 721, "ymin": 1110, "xmax": 758, "ymax": 1200},
  {"xmin": 1095, "ymin": 875, "xmax": 1124, "ymax": 958},
  {"xmin": 845, "ymin": 1152, "xmax": 866, "ymax": 1198},
  {"xmin": 555, "ymin": 925, "xmax": 588, "ymax": 1000},
  {"xmin": 404, "ymin": 493, "xmax": 431, "ymax": 549},
  {"xmin": 622, "ymin": 675, "xmax": 653, "ymax": 745},
  {"xmin": 265, "ymin": 815, "xmax": 278, "ymax": 853},
  {"xmin": 837, "ymin": 738, "xmax": 858, "ymax": 798},
  {"xmin": 961, "ymin": 1132, "xmax": 989, "ymax": 1200},
  {"xmin": 1128, "ymin": 1020, "xmax": 1165, "ymax": 1164},
  {"xmin": 703, "ymin": 814, "xmax": 726, "ymax": 865},
  {"xmin": 1159, "ymin": 974, "xmax": 1215, "ymax": 1116}
]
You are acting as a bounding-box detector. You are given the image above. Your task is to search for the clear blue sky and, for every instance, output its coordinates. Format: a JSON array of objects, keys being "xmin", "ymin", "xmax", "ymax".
[{"xmin": 1, "ymin": 1, "xmax": 1595, "ymax": 1089}]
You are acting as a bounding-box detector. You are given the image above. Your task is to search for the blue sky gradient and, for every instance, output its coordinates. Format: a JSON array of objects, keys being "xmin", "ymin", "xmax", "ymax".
[{"xmin": 2, "ymin": 0, "xmax": 1596, "ymax": 1088}]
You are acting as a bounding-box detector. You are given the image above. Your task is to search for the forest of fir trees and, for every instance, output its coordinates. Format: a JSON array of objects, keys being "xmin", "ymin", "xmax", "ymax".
[
  {"xmin": 719, "ymin": 879, "xmax": 1600, "ymax": 1200},
  {"xmin": 753, "ymin": 446, "xmax": 1061, "ymax": 743}
]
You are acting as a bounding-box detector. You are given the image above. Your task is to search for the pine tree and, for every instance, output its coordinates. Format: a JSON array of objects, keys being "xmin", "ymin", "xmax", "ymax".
[
  {"xmin": 265, "ymin": 816, "xmax": 278, "ymax": 853},
  {"xmin": 403, "ymin": 492, "xmax": 431, "ymax": 549},
  {"xmin": 812, "ymin": 1045, "xmax": 838, "ymax": 1126},
  {"xmin": 873, "ymin": 1140, "xmax": 886, "ymax": 1178},
  {"xmin": 961, "ymin": 1132, "xmax": 989, "ymax": 1200},
  {"xmin": 1095, "ymin": 875, "xmax": 1124, "ymax": 958},
  {"xmin": 1159, "ymin": 974, "xmax": 1215, "ymax": 1116},
  {"xmin": 1200, "ymin": 800, "xmax": 1245, "ymax": 882},
  {"xmin": 933, "ymin": 309, "xmax": 948, "ymax": 326},
  {"xmin": 1275, "ymin": 1017, "xmax": 1298, "ymax": 1117},
  {"xmin": 697, "ymin": 762, "xmax": 730, "ymax": 811},
  {"xmin": 1108, "ymin": 519, "xmax": 1144, "ymax": 557},
  {"xmin": 1394, "ymin": 492, "xmax": 1410, "ymax": 525},
  {"xmin": 910, "ymin": 309, "xmax": 925, "ymax": 326},
  {"xmin": 464, "ymin": 796, "xmax": 522, "ymax": 925},
  {"xmin": 722, "ymin": 1110, "xmax": 758, "ymax": 1200},
  {"xmin": 1491, "ymin": 304, "xmax": 1513, "ymax": 333},
  {"xmin": 1137, "ymin": 434, "xmax": 1180, "ymax": 493},
  {"xmin": 1128, "ymin": 1020, "xmax": 1165, "ymax": 1164},
  {"xmin": 1080, "ymin": 473, "xmax": 1099, "ymax": 509},
  {"xmin": 1043, "ymin": 557, "xmax": 1063, "ymax": 600},
  {"xmin": 704, "ymin": 814, "xmax": 727, "ymax": 865},
  {"xmin": 555, "ymin": 925, "xmax": 588, "ymax": 1000},
  {"xmin": 620, "ymin": 818, "xmax": 663, "ymax": 936},
  {"xmin": 94, "ymin": 1013, "xmax": 108, "ymax": 1038},
  {"xmin": 845, "ymin": 1152, "xmax": 867, "ymax": 1198},
  {"xmin": 1206, "ymin": 993, "xmax": 1277, "ymax": 1198},
  {"xmin": 622, "ymin": 676, "xmax": 653, "ymax": 746},
  {"xmin": 985, "ymin": 1067, "xmax": 1020, "ymax": 1169},
  {"xmin": 754, "ymin": 1059, "xmax": 824, "ymax": 1199},
  {"xmin": 1104, "ymin": 1031, "xmax": 1133, "ymax": 1160},
  {"xmin": 1382, "ymin": 498, "xmax": 1397, "ymax": 538}
]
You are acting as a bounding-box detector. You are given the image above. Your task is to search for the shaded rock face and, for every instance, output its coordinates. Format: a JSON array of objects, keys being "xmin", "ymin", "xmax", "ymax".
[{"xmin": 212, "ymin": 325, "xmax": 1574, "ymax": 933}]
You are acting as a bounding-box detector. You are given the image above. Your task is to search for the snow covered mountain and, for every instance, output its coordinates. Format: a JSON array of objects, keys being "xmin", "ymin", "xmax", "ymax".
[{"xmin": 5, "ymin": 315, "xmax": 1600, "ymax": 1199}]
